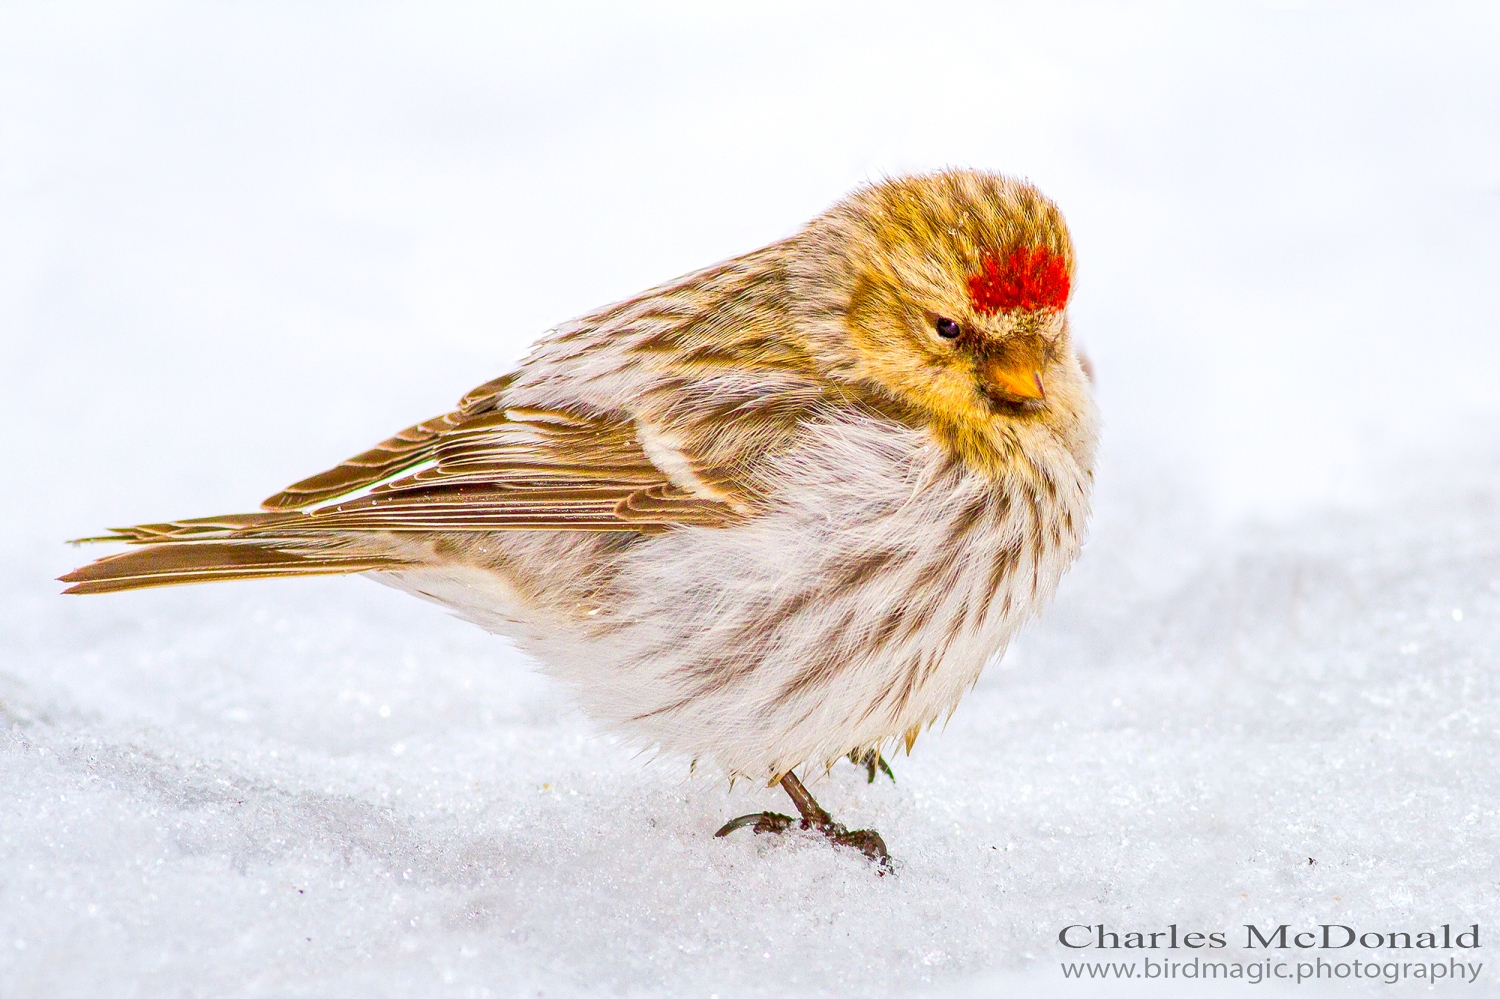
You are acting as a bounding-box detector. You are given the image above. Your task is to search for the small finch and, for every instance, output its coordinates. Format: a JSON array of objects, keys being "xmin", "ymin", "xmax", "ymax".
[{"xmin": 63, "ymin": 170, "xmax": 1099, "ymax": 868}]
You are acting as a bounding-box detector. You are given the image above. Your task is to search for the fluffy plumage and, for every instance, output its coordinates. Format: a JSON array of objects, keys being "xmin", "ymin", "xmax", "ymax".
[{"xmin": 63, "ymin": 170, "xmax": 1098, "ymax": 784}]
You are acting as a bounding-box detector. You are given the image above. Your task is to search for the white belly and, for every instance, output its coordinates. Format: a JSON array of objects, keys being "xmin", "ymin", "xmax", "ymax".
[{"xmin": 385, "ymin": 416, "xmax": 1090, "ymax": 779}]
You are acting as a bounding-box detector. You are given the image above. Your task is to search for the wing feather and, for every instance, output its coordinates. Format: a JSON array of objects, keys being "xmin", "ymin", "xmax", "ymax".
[
  {"xmin": 82, "ymin": 404, "xmax": 745, "ymax": 549},
  {"xmin": 62, "ymin": 238, "xmax": 833, "ymax": 594}
]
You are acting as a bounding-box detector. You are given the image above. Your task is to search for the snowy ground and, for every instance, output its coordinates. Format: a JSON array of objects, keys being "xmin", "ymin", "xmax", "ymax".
[{"xmin": 3, "ymin": 5, "xmax": 1499, "ymax": 997}]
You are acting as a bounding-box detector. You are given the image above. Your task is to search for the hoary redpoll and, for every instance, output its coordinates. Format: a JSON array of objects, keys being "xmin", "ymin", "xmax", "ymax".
[{"xmin": 64, "ymin": 170, "xmax": 1099, "ymax": 869}]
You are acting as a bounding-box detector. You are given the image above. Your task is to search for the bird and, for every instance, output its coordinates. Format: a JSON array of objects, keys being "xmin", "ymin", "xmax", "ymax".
[{"xmin": 62, "ymin": 170, "xmax": 1099, "ymax": 869}]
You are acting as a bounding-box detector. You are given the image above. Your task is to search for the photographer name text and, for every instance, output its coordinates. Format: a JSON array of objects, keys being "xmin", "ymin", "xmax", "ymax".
[{"xmin": 1058, "ymin": 923, "xmax": 1481, "ymax": 952}]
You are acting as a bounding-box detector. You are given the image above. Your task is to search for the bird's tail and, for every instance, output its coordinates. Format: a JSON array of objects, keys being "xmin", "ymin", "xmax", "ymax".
[{"xmin": 59, "ymin": 513, "xmax": 413, "ymax": 594}]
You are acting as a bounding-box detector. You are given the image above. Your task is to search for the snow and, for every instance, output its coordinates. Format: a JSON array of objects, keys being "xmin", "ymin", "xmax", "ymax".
[{"xmin": 3, "ymin": 4, "xmax": 1500, "ymax": 996}]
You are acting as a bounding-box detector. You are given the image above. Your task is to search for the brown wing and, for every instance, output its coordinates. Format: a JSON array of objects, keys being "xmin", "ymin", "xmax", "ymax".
[
  {"xmin": 61, "ymin": 398, "xmax": 745, "ymax": 594},
  {"xmin": 62, "ymin": 237, "xmax": 827, "ymax": 595},
  {"xmin": 257, "ymin": 402, "xmax": 736, "ymax": 530}
]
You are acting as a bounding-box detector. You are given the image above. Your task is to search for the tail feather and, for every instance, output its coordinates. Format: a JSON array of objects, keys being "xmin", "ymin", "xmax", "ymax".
[
  {"xmin": 60, "ymin": 541, "xmax": 411, "ymax": 594},
  {"xmin": 61, "ymin": 510, "xmax": 415, "ymax": 595}
]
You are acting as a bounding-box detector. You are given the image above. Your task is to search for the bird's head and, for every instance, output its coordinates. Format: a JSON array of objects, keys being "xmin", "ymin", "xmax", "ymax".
[{"xmin": 790, "ymin": 171, "xmax": 1095, "ymax": 469}]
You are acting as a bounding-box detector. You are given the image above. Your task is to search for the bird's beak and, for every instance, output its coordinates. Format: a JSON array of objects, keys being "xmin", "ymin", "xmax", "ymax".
[{"xmin": 979, "ymin": 355, "xmax": 1046, "ymax": 403}]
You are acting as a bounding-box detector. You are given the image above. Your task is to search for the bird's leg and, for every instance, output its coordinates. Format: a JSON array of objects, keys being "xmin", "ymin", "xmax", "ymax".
[
  {"xmin": 715, "ymin": 771, "xmax": 891, "ymax": 871},
  {"xmin": 848, "ymin": 748, "xmax": 896, "ymax": 784},
  {"xmin": 780, "ymin": 772, "xmax": 892, "ymax": 869}
]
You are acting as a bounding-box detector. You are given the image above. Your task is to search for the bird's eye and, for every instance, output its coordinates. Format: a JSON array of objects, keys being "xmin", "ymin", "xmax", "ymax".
[{"xmin": 934, "ymin": 317, "xmax": 961, "ymax": 339}]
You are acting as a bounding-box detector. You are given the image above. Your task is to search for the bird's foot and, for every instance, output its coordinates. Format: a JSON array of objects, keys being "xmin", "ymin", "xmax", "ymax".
[
  {"xmin": 848, "ymin": 748, "xmax": 896, "ymax": 784},
  {"xmin": 824, "ymin": 825, "xmax": 891, "ymax": 868},
  {"xmin": 715, "ymin": 771, "xmax": 893, "ymax": 872},
  {"xmin": 715, "ymin": 811, "xmax": 891, "ymax": 870}
]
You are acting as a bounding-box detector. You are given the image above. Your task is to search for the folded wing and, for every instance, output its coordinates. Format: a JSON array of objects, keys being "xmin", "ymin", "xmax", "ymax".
[
  {"xmin": 62, "ymin": 238, "xmax": 832, "ymax": 595},
  {"xmin": 61, "ymin": 397, "xmax": 746, "ymax": 594}
]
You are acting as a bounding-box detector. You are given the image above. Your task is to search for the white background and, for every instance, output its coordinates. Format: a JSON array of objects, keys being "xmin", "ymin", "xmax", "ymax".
[{"xmin": 2, "ymin": 3, "xmax": 1498, "ymax": 996}]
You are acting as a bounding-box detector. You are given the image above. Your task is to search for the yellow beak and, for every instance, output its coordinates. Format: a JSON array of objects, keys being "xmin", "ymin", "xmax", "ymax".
[{"xmin": 980, "ymin": 357, "xmax": 1046, "ymax": 402}]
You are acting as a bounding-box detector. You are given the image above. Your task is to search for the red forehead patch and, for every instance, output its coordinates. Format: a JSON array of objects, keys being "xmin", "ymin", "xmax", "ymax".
[{"xmin": 967, "ymin": 246, "xmax": 1070, "ymax": 314}]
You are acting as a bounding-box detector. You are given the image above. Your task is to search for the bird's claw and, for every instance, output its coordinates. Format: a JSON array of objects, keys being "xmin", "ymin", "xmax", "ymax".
[
  {"xmin": 715, "ymin": 811, "xmax": 796, "ymax": 837},
  {"xmin": 828, "ymin": 826, "xmax": 892, "ymax": 870}
]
